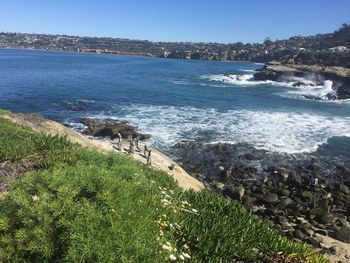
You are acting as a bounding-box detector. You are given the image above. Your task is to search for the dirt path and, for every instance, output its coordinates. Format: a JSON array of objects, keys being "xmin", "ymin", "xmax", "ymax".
[{"xmin": 3, "ymin": 113, "xmax": 204, "ymax": 191}]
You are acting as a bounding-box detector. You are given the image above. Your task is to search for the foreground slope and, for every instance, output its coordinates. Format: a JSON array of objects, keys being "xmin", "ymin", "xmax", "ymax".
[{"xmin": 0, "ymin": 111, "xmax": 327, "ymax": 262}]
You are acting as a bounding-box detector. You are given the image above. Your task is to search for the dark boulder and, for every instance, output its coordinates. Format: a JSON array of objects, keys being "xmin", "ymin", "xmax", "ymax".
[{"xmin": 81, "ymin": 118, "xmax": 151, "ymax": 140}]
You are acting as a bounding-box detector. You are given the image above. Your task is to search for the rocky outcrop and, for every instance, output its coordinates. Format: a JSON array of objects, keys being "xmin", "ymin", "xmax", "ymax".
[
  {"xmin": 254, "ymin": 61, "xmax": 350, "ymax": 100},
  {"xmin": 173, "ymin": 141, "xmax": 350, "ymax": 249},
  {"xmin": 81, "ymin": 118, "xmax": 151, "ymax": 140}
]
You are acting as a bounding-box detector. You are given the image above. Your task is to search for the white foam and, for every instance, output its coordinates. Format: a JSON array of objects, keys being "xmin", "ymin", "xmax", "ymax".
[
  {"xmin": 202, "ymin": 73, "xmax": 290, "ymax": 87},
  {"xmin": 204, "ymin": 73, "xmax": 339, "ymax": 101},
  {"xmin": 77, "ymin": 105, "xmax": 350, "ymax": 154},
  {"xmin": 282, "ymin": 80, "xmax": 337, "ymax": 101},
  {"xmin": 240, "ymin": 69, "xmax": 256, "ymax": 73}
]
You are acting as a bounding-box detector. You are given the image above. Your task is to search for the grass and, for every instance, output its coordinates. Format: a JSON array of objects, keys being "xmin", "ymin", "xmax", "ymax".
[{"xmin": 0, "ymin": 115, "xmax": 329, "ymax": 262}]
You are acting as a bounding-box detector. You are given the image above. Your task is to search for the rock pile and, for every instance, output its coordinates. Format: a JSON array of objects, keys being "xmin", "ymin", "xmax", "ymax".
[{"xmin": 174, "ymin": 141, "xmax": 350, "ymax": 249}]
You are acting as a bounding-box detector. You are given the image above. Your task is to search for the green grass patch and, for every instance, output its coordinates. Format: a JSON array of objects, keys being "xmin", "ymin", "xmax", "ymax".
[
  {"xmin": 0, "ymin": 109, "xmax": 10, "ymax": 116},
  {"xmin": 0, "ymin": 117, "xmax": 329, "ymax": 262}
]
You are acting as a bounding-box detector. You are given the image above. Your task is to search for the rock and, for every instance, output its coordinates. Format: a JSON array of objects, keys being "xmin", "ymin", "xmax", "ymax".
[
  {"xmin": 81, "ymin": 118, "xmax": 151, "ymax": 140},
  {"xmin": 306, "ymin": 237, "xmax": 321, "ymax": 248},
  {"xmin": 301, "ymin": 191, "xmax": 314, "ymax": 201},
  {"xmin": 314, "ymin": 198, "xmax": 329, "ymax": 211},
  {"xmin": 319, "ymin": 214, "xmax": 334, "ymax": 225},
  {"xmin": 263, "ymin": 193, "xmax": 279, "ymax": 204},
  {"xmin": 276, "ymin": 197, "xmax": 293, "ymax": 209},
  {"xmin": 227, "ymin": 186, "xmax": 245, "ymax": 200},
  {"xmin": 292, "ymin": 175, "xmax": 303, "ymax": 186},
  {"xmin": 293, "ymin": 229, "xmax": 306, "ymax": 240},
  {"xmin": 339, "ymin": 183, "xmax": 349, "ymax": 195},
  {"xmin": 334, "ymin": 227, "xmax": 350, "ymax": 243},
  {"xmin": 313, "ymin": 235, "xmax": 323, "ymax": 243},
  {"xmin": 299, "ymin": 224, "xmax": 315, "ymax": 236},
  {"xmin": 218, "ymin": 166, "xmax": 225, "ymax": 171},
  {"xmin": 338, "ymin": 218, "xmax": 350, "ymax": 228},
  {"xmin": 280, "ymin": 189, "xmax": 290, "ymax": 196},
  {"xmin": 310, "ymin": 208, "xmax": 328, "ymax": 217},
  {"xmin": 329, "ymin": 245, "xmax": 340, "ymax": 255},
  {"xmin": 315, "ymin": 229, "xmax": 328, "ymax": 236},
  {"xmin": 215, "ymin": 182, "xmax": 225, "ymax": 191}
]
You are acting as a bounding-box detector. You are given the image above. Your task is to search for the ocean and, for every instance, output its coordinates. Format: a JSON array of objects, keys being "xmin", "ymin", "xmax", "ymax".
[{"xmin": 1, "ymin": 48, "xmax": 349, "ymax": 164}]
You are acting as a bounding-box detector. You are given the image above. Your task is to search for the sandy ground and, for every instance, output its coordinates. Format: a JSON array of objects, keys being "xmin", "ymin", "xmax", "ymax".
[
  {"xmin": 3, "ymin": 113, "xmax": 204, "ymax": 191},
  {"xmin": 316, "ymin": 234, "xmax": 350, "ymax": 263}
]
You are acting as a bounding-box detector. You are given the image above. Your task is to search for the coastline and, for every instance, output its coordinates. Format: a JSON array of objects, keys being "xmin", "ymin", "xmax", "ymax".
[
  {"xmin": 3, "ymin": 111, "xmax": 350, "ymax": 261},
  {"xmin": 3, "ymin": 112, "xmax": 204, "ymax": 192}
]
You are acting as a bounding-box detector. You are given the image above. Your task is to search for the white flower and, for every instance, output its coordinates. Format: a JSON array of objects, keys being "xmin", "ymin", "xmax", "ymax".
[
  {"xmin": 162, "ymin": 244, "xmax": 170, "ymax": 250},
  {"xmin": 179, "ymin": 254, "xmax": 185, "ymax": 260},
  {"xmin": 169, "ymin": 254, "xmax": 176, "ymax": 261},
  {"xmin": 182, "ymin": 252, "xmax": 191, "ymax": 259},
  {"xmin": 31, "ymin": 195, "xmax": 39, "ymax": 202}
]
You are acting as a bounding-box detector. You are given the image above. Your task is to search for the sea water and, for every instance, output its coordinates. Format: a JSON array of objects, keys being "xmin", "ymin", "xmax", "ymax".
[{"xmin": 0, "ymin": 49, "xmax": 349, "ymax": 163}]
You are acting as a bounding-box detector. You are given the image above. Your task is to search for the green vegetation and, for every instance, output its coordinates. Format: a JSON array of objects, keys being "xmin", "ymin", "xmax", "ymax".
[
  {"xmin": 0, "ymin": 109, "xmax": 10, "ymax": 116},
  {"xmin": 0, "ymin": 116, "xmax": 328, "ymax": 262}
]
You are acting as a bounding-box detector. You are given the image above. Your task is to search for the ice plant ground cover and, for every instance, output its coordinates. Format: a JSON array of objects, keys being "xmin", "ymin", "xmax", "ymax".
[{"xmin": 0, "ymin": 113, "xmax": 328, "ymax": 262}]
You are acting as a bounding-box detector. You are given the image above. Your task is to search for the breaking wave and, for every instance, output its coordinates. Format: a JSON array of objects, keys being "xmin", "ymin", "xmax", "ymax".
[
  {"xmin": 70, "ymin": 104, "xmax": 350, "ymax": 154},
  {"xmin": 203, "ymin": 73, "xmax": 340, "ymax": 101}
]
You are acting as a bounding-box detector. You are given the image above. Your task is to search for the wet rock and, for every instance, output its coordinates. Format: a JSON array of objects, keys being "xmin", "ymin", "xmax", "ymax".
[{"xmin": 81, "ymin": 118, "xmax": 151, "ymax": 140}]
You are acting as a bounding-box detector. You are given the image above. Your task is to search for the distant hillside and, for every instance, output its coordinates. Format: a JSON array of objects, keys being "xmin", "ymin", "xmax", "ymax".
[{"xmin": 0, "ymin": 23, "xmax": 349, "ymax": 66}]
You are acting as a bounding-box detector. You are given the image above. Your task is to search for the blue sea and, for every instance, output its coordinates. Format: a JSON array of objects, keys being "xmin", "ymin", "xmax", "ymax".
[{"xmin": 0, "ymin": 49, "xmax": 349, "ymax": 163}]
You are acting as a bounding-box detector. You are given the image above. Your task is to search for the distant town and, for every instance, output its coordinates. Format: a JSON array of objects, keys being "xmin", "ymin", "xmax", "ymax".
[{"xmin": 1, "ymin": 23, "xmax": 349, "ymax": 67}]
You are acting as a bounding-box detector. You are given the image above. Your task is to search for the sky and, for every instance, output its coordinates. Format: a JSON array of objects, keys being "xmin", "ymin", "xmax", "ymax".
[{"xmin": 0, "ymin": 0, "xmax": 349, "ymax": 43}]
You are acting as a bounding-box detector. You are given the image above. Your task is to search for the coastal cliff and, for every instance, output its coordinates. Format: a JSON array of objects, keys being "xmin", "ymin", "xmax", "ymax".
[{"xmin": 254, "ymin": 62, "xmax": 350, "ymax": 100}]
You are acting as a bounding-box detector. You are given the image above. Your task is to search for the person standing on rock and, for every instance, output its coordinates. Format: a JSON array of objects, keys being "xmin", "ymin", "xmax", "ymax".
[
  {"xmin": 144, "ymin": 145, "xmax": 149, "ymax": 158},
  {"xmin": 147, "ymin": 150, "xmax": 152, "ymax": 166},
  {"xmin": 117, "ymin": 132, "xmax": 122, "ymax": 150},
  {"xmin": 135, "ymin": 136, "xmax": 140, "ymax": 151},
  {"xmin": 128, "ymin": 139, "xmax": 135, "ymax": 154}
]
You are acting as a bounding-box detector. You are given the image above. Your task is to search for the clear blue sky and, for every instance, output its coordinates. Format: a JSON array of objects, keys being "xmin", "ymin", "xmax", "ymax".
[{"xmin": 1, "ymin": 0, "xmax": 349, "ymax": 43}]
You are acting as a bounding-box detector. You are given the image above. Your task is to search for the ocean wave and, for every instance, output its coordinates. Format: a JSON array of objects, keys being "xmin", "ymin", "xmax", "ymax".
[
  {"xmin": 69, "ymin": 104, "xmax": 350, "ymax": 154},
  {"xmin": 203, "ymin": 73, "xmax": 343, "ymax": 101},
  {"xmin": 240, "ymin": 69, "xmax": 256, "ymax": 73},
  {"xmin": 202, "ymin": 73, "xmax": 289, "ymax": 86}
]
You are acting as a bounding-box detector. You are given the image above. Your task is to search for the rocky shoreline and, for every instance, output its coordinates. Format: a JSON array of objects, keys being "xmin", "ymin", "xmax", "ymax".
[
  {"xmin": 254, "ymin": 61, "xmax": 350, "ymax": 100},
  {"xmin": 173, "ymin": 141, "xmax": 350, "ymax": 258}
]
